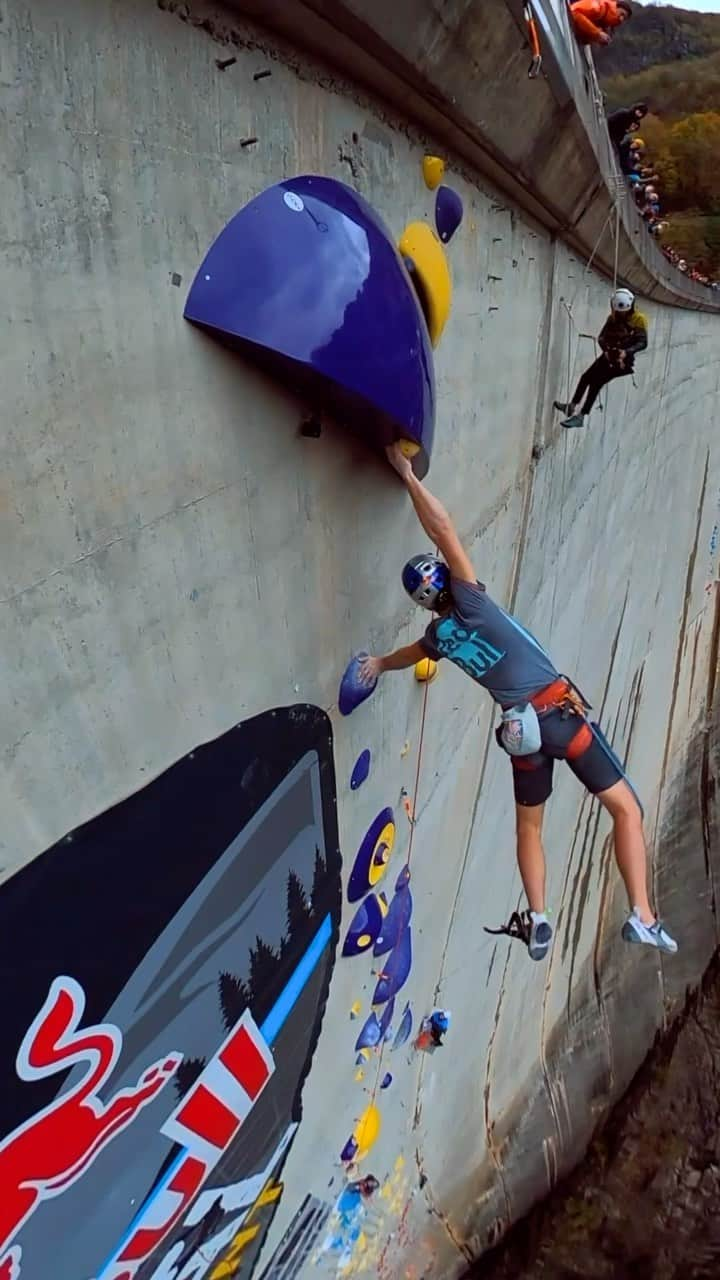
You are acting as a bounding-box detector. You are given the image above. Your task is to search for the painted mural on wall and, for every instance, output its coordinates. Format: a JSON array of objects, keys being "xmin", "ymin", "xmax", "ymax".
[{"xmin": 0, "ymin": 705, "xmax": 341, "ymax": 1280}]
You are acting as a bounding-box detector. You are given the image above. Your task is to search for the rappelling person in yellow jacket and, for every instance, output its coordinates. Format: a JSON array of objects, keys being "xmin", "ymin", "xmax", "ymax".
[{"xmin": 554, "ymin": 289, "xmax": 648, "ymax": 429}]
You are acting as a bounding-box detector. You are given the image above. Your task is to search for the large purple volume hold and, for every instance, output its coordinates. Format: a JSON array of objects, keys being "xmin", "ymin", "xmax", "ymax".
[{"xmin": 185, "ymin": 175, "xmax": 436, "ymax": 474}]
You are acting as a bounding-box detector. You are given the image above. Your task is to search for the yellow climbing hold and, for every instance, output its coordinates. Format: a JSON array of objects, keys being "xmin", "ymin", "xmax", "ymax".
[
  {"xmin": 414, "ymin": 657, "xmax": 438, "ymax": 683},
  {"xmin": 350, "ymin": 1000, "xmax": 362, "ymax": 1020},
  {"xmin": 353, "ymin": 1103, "xmax": 382, "ymax": 1160},
  {"xmin": 398, "ymin": 221, "xmax": 452, "ymax": 347},
  {"xmin": 422, "ymin": 155, "xmax": 445, "ymax": 190},
  {"xmin": 398, "ymin": 438, "xmax": 420, "ymax": 459},
  {"xmin": 368, "ymin": 821, "xmax": 395, "ymax": 886},
  {"xmin": 357, "ymin": 1047, "xmax": 371, "ymax": 1062},
  {"xmin": 400, "ymin": 740, "xmax": 410, "ymax": 758},
  {"xmin": 355, "ymin": 1068, "xmax": 365, "ymax": 1082}
]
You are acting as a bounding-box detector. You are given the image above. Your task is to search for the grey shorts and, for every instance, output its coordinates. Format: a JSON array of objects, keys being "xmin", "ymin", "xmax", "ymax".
[{"xmin": 510, "ymin": 708, "xmax": 624, "ymax": 807}]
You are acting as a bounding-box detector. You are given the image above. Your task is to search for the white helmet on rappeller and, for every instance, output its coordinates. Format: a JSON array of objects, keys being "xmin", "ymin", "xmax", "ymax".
[{"xmin": 611, "ymin": 287, "xmax": 635, "ymax": 313}]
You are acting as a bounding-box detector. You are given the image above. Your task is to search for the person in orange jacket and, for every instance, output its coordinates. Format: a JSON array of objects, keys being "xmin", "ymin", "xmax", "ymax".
[{"xmin": 570, "ymin": 0, "xmax": 633, "ymax": 47}]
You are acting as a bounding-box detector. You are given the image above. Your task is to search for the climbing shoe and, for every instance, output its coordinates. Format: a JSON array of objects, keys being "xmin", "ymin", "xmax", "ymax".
[
  {"xmin": 621, "ymin": 910, "xmax": 678, "ymax": 955},
  {"xmin": 484, "ymin": 910, "xmax": 552, "ymax": 961},
  {"xmin": 561, "ymin": 413, "xmax": 585, "ymax": 430},
  {"xmin": 553, "ymin": 400, "xmax": 572, "ymax": 414},
  {"xmin": 528, "ymin": 912, "xmax": 553, "ymax": 961}
]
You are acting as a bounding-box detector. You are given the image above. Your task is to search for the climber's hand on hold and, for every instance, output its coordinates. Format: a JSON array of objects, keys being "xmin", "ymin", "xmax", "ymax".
[
  {"xmin": 385, "ymin": 442, "xmax": 414, "ymax": 482},
  {"xmin": 598, "ymin": 31, "xmax": 610, "ymax": 45},
  {"xmin": 358, "ymin": 654, "xmax": 383, "ymax": 685}
]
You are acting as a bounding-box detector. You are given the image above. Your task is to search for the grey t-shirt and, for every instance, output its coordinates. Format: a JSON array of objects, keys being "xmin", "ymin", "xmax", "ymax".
[{"xmin": 419, "ymin": 578, "xmax": 558, "ymax": 706}]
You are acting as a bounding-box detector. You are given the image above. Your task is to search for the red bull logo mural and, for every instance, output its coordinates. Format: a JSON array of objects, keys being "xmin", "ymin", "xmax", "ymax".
[
  {"xmin": 0, "ymin": 978, "xmax": 181, "ymax": 1278},
  {"xmin": 0, "ymin": 706, "xmax": 340, "ymax": 1280}
]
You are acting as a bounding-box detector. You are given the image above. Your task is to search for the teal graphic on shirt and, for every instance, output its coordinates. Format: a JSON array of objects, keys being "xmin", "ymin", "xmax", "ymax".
[
  {"xmin": 420, "ymin": 579, "xmax": 559, "ymax": 704},
  {"xmin": 433, "ymin": 616, "xmax": 505, "ymax": 680}
]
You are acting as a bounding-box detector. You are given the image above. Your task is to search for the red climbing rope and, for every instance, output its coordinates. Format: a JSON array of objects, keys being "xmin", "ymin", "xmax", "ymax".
[{"xmin": 405, "ymin": 674, "xmax": 431, "ymax": 869}]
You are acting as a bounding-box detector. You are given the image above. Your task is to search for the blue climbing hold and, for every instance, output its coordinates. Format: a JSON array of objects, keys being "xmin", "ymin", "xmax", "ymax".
[
  {"xmin": 393, "ymin": 1003, "xmax": 413, "ymax": 1050},
  {"xmin": 435, "ymin": 186, "xmax": 464, "ymax": 244},
  {"xmin": 184, "ymin": 176, "xmax": 436, "ymax": 478},
  {"xmin": 378, "ymin": 996, "xmax": 395, "ymax": 1040},
  {"xmin": 355, "ymin": 1011, "xmax": 382, "ymax": 1051},
  {"xmin": 395, "ymin": 864, "xmax": 411, "ymax": 891},
  {"xmin": 372, "ymin": 926, "xmax": 412, "ymax": 1005},
  {"xmin": 350, "ymin": 749, "xmax": 372, "ymax": 790},
  {"xmin": 339, "ymin": 653, "xmax": 377, "ymax": 716},
  {"xmin": 380, "ymin": 1072, "xmax": 393, "ymax": 1090},
  {"xmin": 342, "ymin": 894, "xmax": 385, "ymax": 957},
  {"xmin": 374, "ymin": 882, "xmax": 413, "ymax": 957}
]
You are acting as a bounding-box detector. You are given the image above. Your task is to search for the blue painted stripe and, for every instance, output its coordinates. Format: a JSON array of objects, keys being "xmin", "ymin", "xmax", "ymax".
[
  {"xmin": 97, "ymin": 912, "xmax": 333, "ymax": 1275},
  {"xmin": 261, "ymin": 912, "xmax": 333, "ymax": 1045},
  {"xmin": 96, "ymin": 1148, "xmax": 186, "ymax": 1277}
]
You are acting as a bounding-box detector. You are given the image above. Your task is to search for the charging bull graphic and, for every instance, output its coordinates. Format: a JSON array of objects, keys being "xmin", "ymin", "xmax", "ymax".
[
  {"xmin": 0, "ymin": 978, "xmax": 181, "ymax": 1278},
  {"xmin": 0, "ymin": 706, "xmax": 340, "ymax": 1280}
]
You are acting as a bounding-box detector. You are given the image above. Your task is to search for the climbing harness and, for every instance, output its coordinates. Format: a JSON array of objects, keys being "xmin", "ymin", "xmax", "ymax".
[
  {"xmin": 528, "ymin": 675, "xmax": 590, "ymax": 716},
  {"xmin": 524, "ymin": 3, "xmax": 542, "ymax": 79},
  {"xmin": 496, "ymin": 677, "xmax": 594, "ymax": 760},
  {"xmin": 484, "ymin": 909, "xmax": 532, "ymax": 945}
]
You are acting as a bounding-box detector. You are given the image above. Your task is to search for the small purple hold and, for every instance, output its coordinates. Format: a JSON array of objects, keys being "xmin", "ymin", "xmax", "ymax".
[
  {"xmin": 350, "ymin": 749, "xmax": 372, "ymax": 790},
  {"xmin": 435, "ymin": 186, "xmax": 464, "ymax": 244},
  {"xmin": 380, "ymin": 1072, "xmax": 393, "ymax": 1090},
  {"xmin": 341, "ymin": 1136, "xmax": 359, "ymax": 1163}
]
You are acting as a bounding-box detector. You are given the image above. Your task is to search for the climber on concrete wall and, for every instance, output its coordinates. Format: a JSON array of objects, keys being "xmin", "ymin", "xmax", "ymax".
[
  {"xmin": 358, "ymin": 444, "xmax": 677, "ymax": 962},
  {"xmin": 553, "ymin": 288, "xmax": 648, "ymax": 429},
  {"xmin": 569, "ymin": 0, "xmax": 633, "ymax": 47}
]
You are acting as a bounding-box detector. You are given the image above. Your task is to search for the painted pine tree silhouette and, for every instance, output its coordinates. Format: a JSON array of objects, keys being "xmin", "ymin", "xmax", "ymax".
[
  {"xmin": 219, "ymin": 970, "xmax": 252, "ymax": 1033},
  {"xmin": 174, "ymin": 1055, "xmax": 207, "ymax": 1100},
  {"xmin": 284, "ymin": 870, "xmax": 311, "ymax": 943},
  {"xmin": 309, "ymin": 845, "xmax": 328, "ymax": 923}
]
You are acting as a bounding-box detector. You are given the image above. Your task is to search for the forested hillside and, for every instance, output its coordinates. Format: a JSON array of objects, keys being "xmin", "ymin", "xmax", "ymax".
[
  {"xmin": 598, "ymin": 4, "xmax": 720, "ymax": 275},
  {"xmin": 600, "ymin": 2, "xmax": 720, "ymax": 78}
]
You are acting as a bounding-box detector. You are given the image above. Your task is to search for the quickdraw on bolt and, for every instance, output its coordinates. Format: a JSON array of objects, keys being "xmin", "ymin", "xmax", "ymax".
[{"xmin": 524, "ymin": 3, "xmax": 542, "ymax": 80}]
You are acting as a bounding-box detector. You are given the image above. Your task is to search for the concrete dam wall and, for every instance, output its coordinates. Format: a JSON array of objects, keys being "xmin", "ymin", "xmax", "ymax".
[{"xmin": 2, "ymin": 1, "xmax": 719, "ymax": 1277}]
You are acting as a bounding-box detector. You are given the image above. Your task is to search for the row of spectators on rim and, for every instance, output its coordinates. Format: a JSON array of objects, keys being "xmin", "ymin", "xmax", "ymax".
[{"xmin": 568, "ymin": 5, "xmax": 720, "ymax": 290}]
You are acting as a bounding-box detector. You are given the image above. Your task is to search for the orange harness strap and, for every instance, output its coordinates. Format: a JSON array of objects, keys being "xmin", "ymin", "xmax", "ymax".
[
  {"xmin": 566, "ymin": 720, "xmax": 594, "ymax": 760},
  {"xmin": 528, "ymin": 678, "xmax": 594, "ymax": 761}
]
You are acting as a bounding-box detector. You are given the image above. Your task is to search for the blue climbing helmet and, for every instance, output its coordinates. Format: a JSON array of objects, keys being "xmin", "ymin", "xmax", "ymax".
[{"xmin": 402, "ymin": 554, "xmax": 452, "ymax": 611}]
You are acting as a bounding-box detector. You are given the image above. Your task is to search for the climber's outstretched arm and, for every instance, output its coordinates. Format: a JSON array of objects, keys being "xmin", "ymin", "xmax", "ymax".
[
  {"xmin": 358, "ymin": 641, "xmax": 425, "ymax": 685},
  {"xmin": 385, "ymin": 444, "xmax": 476, "ymax": 584}
]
